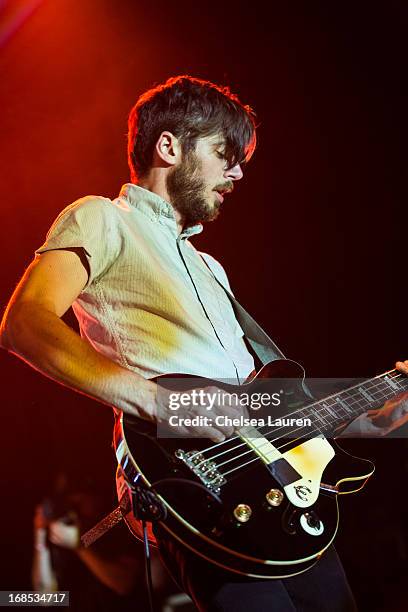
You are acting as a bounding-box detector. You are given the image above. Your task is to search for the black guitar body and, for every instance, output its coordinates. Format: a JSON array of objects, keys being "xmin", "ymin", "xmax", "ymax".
[{"xmin": 114, "ymin": 359, "xmax": 375, "ymax": 578}]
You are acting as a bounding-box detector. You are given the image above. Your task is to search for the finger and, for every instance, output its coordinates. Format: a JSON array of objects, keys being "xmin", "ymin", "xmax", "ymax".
[
  {"xmin": 368, "ymin": 411, "xmax": 389, "ymax": 426},
  {"xmin": 192, "ymin": 415, "xmax": 234, "ymax": 442},
  {"xmin": 212, "ymin": 407, "xmax": 240, "ymax": 434},
  {"xmin": 195, "ymin": 426, "xmax": 225, "ymax": 442},
  {"xmin": 194, "ymin": 403, "xmax": 237, "ymax": 433},
  {"xmin": 396, "ymin": 361, "xmax": 408, "ymax": 375},
  {"xmin": 214, "ymin": 406, "xmax": 241, "ymax": 422},
  {"xmin": 366, "ymin": 409, "xmax": 380, "ymax": 417},
  {"xmin": 186, "ymin": 420, "xmax": 225, "ymax": 442},
  {"xmin": 361, "ymin": 416, "xmax": 388, "ymax": 435},
  {"xmin": 224, "ymin": 393, "xmax": 243, "ymax": 410},
  {"xmin": 215, "ymin": 422, "xmax": 235, "ymax": 438},
  {"xmin": 385, "ymin": 410, "xmax": 408, "ymax": 433},
  {"xmin": 208, "ymin": 388, "xmax": 242, "ymax": 413}
]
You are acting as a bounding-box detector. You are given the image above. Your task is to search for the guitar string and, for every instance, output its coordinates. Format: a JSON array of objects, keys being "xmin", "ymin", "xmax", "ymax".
[
  {"xmin": 189, "ymin": 370, "xmax": 406, "ymax": 469},
  {"xmin": 188, "ymin": 371, "xmax": 407, "ymax": 474},
  {"xmin": 221, "ymin": 412, "xmax": 375, "ymax": 478},
  {"xmin": 218, "ymin": 372, "xmax": 408, "ymax": 472},
  {"xmin": 219, "ymin": 375, "xmax": 408, "ymax": 479},
  {"xmin": 254, "ymin": 371, "xmax": 408, "ymax": 451},
  {"xmin": 190, "ymin": 370, "xmax": 405, "ymax": 465},
  {"xmin": 215, "ymin": 425, "xmax": 315, "ymax": 470},
  {"xmin": 214, "ymin": 429, "xmax": 311, "ymax": 471}
]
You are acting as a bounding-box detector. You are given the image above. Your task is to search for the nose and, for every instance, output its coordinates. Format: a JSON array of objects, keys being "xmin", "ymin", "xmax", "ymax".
[{"xmin": 225, "ymin": 163, "xmax": 243, "ymax": 181}]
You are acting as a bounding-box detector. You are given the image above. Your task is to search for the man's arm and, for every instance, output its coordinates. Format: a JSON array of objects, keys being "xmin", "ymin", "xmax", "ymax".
[
  {"xmin": 0, "ymin": 249, "xmax": 157, "ymax": 420},
  {"xmin": 0, "ymin": 249, "xmax": 241, "ymax": 440}
]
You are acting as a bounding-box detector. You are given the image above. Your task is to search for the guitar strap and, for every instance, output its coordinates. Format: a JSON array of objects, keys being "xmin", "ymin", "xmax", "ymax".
[
  {"xmin": 199, "ymin": 253, "xmax": 285, "ymax": 364},
  {"xmin": 81, "ymin": 493, "xmax": 131, "ymax": 548}
]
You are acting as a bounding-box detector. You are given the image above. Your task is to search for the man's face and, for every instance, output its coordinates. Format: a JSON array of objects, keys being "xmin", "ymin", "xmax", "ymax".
[{"xmin": 166, "ymin": 134, "xmax": 243, "ymax": 227}]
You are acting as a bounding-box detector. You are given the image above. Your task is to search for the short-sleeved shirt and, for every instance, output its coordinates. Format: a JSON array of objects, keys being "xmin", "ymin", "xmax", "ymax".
[{"xmin": 36, "ymin": 183, "xmax": 254, "ymax": 383}]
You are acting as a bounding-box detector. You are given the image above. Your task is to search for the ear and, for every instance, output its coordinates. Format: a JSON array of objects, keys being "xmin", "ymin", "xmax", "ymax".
[{"xmin": 155, "ymin": 131, "xmax": 182, "ymax": 167}]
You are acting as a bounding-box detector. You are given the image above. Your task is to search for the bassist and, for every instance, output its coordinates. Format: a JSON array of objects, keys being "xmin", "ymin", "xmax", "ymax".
[{"xmin": 1, "ymin": 76, "xmax": 407, "ymax": 611}]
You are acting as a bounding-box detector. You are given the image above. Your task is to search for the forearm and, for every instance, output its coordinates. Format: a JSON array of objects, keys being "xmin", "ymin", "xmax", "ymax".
[{"xmin": 0, "ymin": 301, "xmax": 157, "ymax": 420}]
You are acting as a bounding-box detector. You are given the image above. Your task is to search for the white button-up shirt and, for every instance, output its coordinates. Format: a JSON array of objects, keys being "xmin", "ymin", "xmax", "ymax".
[{"xmin": 36, "ymin": 183, "xmax": 255, "ymax": 383}]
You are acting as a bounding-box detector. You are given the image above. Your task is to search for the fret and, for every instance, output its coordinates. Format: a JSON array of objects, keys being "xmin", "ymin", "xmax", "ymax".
[
  {"xmin": 396, "ymin": 380, "xmax": 408, "ymax": 393},
  {"xmin": 313, "ymin": 401, "xmax": 339, "ymax": 426},
  {"xmin": 358, "ymin": 386, "xmax": 375, "ymax": 403},
  {"xmin": 365, "ymin": 382, "xmax": 389, "ymax": 401},
  {"xmin": 371, "ymin": 385, "xmax": 396, "ymax": 403},
  {"xmin": 346, "ymin": 396, "xmax": 369, "ymax": 413},
  {"xmin": 335, "ymin": 396, "xmax": 355, "ymax": 415},
  {"xmin": 310, "ymin": 408, "xmax": 329, "ymax": 429},
  {"xmin": 321, "ymin": 402, "xmax": 337, "ymax": 418},
  {"xmin": 299, "ymin": 407, "xmax": 311, "ymax": 421},
  {"xmin": 341, "ymin": 389, "xmax": 371, "ymax": 412},
  {"xmin": 316, "ymin": 407, "xmax": 332, "ymax": 424},
  {"xmin": 383, "ymin": 375, "xmax": 401, "ymax": 391},
  {"xmin": 372, "ymin": 378, "xmax": 406, "ymax": 401},
  {"xmin": 389, "ymin": 376, "xmax": 407, "ymax": 392},
  {"xmin": 355, "ymin": 374, "xmax": 403, "ymax": 413},
  {"xmin": 258, "ymin": 370, "xmax": 408, "ymax": 440}
]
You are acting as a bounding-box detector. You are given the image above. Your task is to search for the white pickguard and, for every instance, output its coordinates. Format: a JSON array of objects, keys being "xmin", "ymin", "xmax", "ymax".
[
  {"xmin": 238, "ymin": 427, "xmax": 335, "ymax": 508},
  {"xmin": 281, "ymin": 437, "xmax": 335, "ymax": 507}
]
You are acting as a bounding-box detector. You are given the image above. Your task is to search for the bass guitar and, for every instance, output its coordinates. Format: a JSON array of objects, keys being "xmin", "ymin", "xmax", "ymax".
[{"xmin": 114, "ymin": 359, "xmax": 407, "ymax": 578}]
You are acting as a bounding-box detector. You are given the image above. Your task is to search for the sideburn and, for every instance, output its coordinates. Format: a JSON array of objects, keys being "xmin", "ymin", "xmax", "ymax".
[{"xmin": 166, "ymin": 152, "xmax": 220, "ymax": 227}]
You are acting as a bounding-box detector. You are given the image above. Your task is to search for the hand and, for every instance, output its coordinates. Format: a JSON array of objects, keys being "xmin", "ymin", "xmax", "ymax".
[
  {"xmin": 48, "ymin": 518, "xmax": 80, "ymax": 550},
  {"xmin": 341, "ymin": 360, "xmax": 408, "ymax": 437},
  {"xmin": 155, "ymin": 384, "xmax": 248, "ymax": 442},
  {"xmin": 395, "ymin": 360, "xmax": 408, "ymax": 377}
]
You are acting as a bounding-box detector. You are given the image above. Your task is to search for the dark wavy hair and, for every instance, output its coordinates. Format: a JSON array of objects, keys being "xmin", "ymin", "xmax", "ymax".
[{"xmin": 128, "ymin": 75, "xmax": 257, "ymax": 182}]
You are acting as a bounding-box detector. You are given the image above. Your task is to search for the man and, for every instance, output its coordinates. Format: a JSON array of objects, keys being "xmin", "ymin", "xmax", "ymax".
[
  {"xmin": 1, "ymin": 75, "xmax": 407, "ymax": 610},
  {"xmin": 31, "ymin": 470, "xmax": 168, "ymax": 611}
]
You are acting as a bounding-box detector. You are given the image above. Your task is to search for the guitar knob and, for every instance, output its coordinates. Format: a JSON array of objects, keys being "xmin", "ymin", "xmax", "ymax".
[
  {"xmin": 233, "ymin": 504, "xmax": 252, "ymax": 523},
  {"xmin": 300, "ymin": 511, "xmax": 324, "ymax": 536},
  {"xmin": 266, "ymin": 488, "xmax": 284, "ymax": 507}
]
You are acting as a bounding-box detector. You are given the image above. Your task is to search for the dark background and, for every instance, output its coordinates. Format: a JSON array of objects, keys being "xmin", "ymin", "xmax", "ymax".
[{"xmin": 0, "ymin": 1, "xmax": 406, "ymax": 609}]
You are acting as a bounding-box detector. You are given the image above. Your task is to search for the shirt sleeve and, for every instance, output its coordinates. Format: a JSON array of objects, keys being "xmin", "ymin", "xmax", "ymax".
[{"xmin": 35, "ymin": 196, "xmax": 122, "ymax": 289}]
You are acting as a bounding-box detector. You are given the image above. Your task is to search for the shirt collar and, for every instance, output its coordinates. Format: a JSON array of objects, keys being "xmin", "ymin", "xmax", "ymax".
[{"xmin": 117, "ymin": 183, "xmax": 203, "ymax": 239}]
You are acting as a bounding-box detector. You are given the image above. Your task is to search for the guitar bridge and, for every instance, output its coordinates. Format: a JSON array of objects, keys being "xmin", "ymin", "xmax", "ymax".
[{"xmin": 175, "ymin": 449, "xmax": 226, "ymax": 494}]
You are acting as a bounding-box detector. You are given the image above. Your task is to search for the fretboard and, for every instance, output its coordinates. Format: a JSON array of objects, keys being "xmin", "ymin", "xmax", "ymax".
[{"xmin": 298, "ymin": 369, "xmax": 408, "ymax": 434}]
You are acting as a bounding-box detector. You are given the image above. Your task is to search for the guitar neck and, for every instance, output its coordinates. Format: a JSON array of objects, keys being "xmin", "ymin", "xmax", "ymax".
[{"xmin": 302, "ymin": 369, "xmax": 408, "ymax": 433}]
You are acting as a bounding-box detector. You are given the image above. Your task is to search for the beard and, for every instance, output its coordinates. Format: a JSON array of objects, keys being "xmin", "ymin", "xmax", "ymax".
[{"xmin": 166, "ymin": 152, "xmax": 221, "ymax": 227}]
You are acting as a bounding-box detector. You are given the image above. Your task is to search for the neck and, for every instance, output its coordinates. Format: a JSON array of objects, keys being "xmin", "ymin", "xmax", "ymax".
[{"xmin": 136, "ymin": 173, "xmax": 184, "ymax": 234}]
